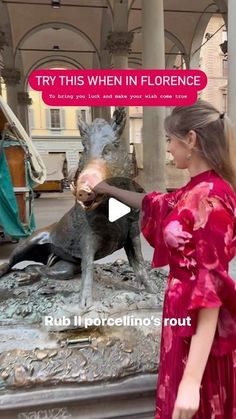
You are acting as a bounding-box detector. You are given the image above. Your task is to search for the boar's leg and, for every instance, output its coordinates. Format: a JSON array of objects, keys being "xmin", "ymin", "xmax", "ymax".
[
  {"xmin": 124, "ymin": 233, "xmax": 155, "ymax": 293},
  {"xmin": 0, "ymin": 241, "xmax": 51, "ymax": 278},
  {"xmin": 0, "ymin": 229, "xmax": 53, "ymax": 278},
  {"xmin": 79, "ymin": 239, "xmax": 96, "ymax": 308},
  {"xmin": 45, "ymin": 259, "xmax": 81, "ymax": 280},
  {"xmin": 0, "ymin": 262, "xmax": 11, "ymax": 278}
]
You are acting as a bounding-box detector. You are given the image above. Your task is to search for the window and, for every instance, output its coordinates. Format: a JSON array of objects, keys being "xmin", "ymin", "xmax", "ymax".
[
  {"xmin": 222, "ymin": 59, "xmax": 228, "ymax": 77},
  {"xmin": 222, "ymin": 30, "xmax": 227, "ymax": 43},
  {"xmin": 28, "ymin": 108, "xmax": 35, "ymax": 130},
  {"xmin": 46, "ymin": 108, "xmax": 65, "ymax": 131},
  {"xmin": 81, "ymin": 109, "xmax": 86, "ymax": 122},
  {"xmin": 50, "ymin": 109, "xmax": 61, "ymax": 129},
  {"xmin": 222, "ymin": 93, "xmax": 227, "ymax": 113}
]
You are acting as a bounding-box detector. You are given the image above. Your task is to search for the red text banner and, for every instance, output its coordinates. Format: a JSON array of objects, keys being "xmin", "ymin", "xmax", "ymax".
[{"xmin": 29, "ymin": 69, "xmax": 207, "ymax": 106}]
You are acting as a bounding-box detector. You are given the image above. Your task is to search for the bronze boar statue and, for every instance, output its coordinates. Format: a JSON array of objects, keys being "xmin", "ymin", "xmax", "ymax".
[{"xmin": 0, "ymin": 108, "xmax": 152, "ymax": 307}]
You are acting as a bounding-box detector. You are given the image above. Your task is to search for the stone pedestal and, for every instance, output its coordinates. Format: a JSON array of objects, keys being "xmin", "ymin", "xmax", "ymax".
[
  {"xmin": 0, "ymin": 375, "xmax": 156, "ymax": 419},
  {"xmin": 0, "ymin": 261, "xmax": 164, "ymax": 418}
]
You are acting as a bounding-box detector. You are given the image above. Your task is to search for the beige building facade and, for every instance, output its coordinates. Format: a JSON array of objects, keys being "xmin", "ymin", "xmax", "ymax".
[{"xmin": 200, "ymin": 14, "xmax": 228, "ymax": 112}]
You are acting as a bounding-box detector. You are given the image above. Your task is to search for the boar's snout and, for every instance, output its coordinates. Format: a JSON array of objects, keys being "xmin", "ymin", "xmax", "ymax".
[
  {"xmin": 77, "ymin": 183, "xmax": 96, "ymax": 203},
  {"xmin": 74, "ymin": 159, "xmax": 108, "ymax": 210}
]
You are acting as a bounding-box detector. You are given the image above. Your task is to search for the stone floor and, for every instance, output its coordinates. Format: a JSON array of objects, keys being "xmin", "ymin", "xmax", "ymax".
[{"xmin": 1, "ymin": 190, "xmax": 236, "ymax": 280}]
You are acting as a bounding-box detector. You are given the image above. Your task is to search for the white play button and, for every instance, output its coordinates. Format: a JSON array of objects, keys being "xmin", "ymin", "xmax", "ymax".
[{"xmin": 108, "ymin": 197, "xmax": 131, "ymax": 222}]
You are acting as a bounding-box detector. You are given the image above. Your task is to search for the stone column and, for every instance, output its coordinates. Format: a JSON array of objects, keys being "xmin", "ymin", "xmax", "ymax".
[
  {"xmin": 1, "ymin": 68, "xmax": 21, "ymax": 116},
  {"xmin": 106, "ymin": 31, "xmax": 134, "ymax": 151},
  {"xmin": 17, "ymin": 92, "xmax": 32, "ymax": 133},
  {"xmin": 228, "ymin": 0, "xmax": 236, "ymax": 126},
  {"xmin": 142, "ymin": 0, "xmax": 166, "ymax": 192},
  {"xmin": 0, "ymin": 61, "xmax": 3, "ymax": 96},
  {"xmin": 91, "ymin": 53, "xmax": 103, "ymax": 121},
  {"xmin": 0, "ymin": 31, "xmax": 6, "ymax": 49},
  {"xmin": 106, "ymin": 31, "xmax": 133, "ymax": 69},
  {"xmin": 0, "ymin": 31, "xmax": 8, "ymax": 96},
  {"xmin": 91, "ymin": 8, "xmax": 112, "ymax": 123},
  {"xmin": 91, "ymin": 51, "xmax": 111, "ymax": 122}
]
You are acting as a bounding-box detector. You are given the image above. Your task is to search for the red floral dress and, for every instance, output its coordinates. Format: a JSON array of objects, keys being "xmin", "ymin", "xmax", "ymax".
[{"xmin": 141, "ymin": 170, "xmax": 236, "ymax": 419}]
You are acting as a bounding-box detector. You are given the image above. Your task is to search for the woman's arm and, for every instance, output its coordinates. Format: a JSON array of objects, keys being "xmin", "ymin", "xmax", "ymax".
[
  {"xmin": 98, "ymin": 182, "xmax": 146, "ymax": 209},
  {"xmin": 172, "ymin": 306, "xmax": 220, "ymax": 419},
  {"xmin": 71, "ymin": 176, "xmax": 146, "ymax": 208}
]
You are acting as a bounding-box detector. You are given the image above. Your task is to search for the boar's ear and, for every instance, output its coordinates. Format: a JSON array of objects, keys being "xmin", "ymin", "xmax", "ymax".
[
  {"xmin": 111, "ymin": 107, "xmax": 126, "ymax": 140},
  {"xmin": 78, "ymin": 117, "xmax": 90, "ymax": 138}
]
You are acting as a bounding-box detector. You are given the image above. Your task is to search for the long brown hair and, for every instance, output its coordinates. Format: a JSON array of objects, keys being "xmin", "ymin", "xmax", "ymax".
[{"xmin": 164, "ymin": 99, "xmax": 236, "ymax": 191}]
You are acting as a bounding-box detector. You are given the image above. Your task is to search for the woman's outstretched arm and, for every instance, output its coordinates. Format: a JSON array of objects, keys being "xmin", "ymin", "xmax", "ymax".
[{"xmin": 95, "ymin": 182, "xmax": 146, "ymax": 209}]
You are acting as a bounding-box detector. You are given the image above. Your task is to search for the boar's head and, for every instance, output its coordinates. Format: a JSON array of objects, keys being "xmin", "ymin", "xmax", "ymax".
[
  {"xmin": 72, "ymin": 107, "xmax": 133, "ymax": 210},
  {"xmin": 78, "ymin": 107, "xmax": 128, "ymax": 172}
]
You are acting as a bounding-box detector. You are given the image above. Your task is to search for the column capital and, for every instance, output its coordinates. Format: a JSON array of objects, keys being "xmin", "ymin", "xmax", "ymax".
[
  {"xmin": 1, "ymin": 68, "xmax": 21, "ymax": 85},
  {"xmin": 105, "ymin": 31, "xmax": 134, "ymax": 55},
  {"xmin": 0, "ymin": 31, "xmax": 8, "ymax": 50},
  {"xmin": 17, "ymin": 91, "xmax": 32, "ymax": 106}
]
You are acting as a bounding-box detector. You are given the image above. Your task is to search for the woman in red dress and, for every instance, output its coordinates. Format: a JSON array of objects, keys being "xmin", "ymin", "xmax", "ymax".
[{"xmin": 81, "ymin": 100, "xmax": 236, "ymax": 418}]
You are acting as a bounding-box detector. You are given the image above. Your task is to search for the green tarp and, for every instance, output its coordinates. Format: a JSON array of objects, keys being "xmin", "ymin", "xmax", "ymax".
[{"xmin": 0, "ymin": 148, "xmax": 35, "ymax": 239}]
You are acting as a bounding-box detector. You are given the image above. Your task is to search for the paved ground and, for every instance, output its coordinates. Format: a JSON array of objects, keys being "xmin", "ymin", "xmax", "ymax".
[{"xmin": 1, "ymin": 191, "xmax": 236, "ymax": 280}]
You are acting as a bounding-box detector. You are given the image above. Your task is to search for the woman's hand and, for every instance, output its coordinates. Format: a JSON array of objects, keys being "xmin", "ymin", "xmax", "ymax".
[
  {"xmin": 84, "ymin": 175, "xmax": 111, "ymax": 195},
  {"xmin": 70, "ymin": 174, "xmax": 111, "ymax": 200},
  {"xmin": 172, "ymin": 377, "xmax": 200, "ymax": 419}
]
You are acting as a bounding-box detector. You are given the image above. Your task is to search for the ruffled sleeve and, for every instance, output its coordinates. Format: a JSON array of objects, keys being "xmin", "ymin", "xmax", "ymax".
[
  {"xmin": 141, "ymin": 191, "xmax": 174, "ymax": 267},
  {"xmin": 186, "ymin": 196, "xmax": 236, "ymax": 355}
]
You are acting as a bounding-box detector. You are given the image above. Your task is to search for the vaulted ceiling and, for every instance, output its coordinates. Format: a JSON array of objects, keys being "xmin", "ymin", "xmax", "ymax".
[{"xmin": 0, "ymin": 0, "xmax": 228, "ymax": 87}]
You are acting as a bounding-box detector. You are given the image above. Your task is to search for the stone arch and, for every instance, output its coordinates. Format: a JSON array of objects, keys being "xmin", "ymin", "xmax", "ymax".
[
  {"xmin": 105, "ymin": 0, "xmax": 114, "ymax": 21},
  {"xmin": 165, "ymin": 30, "xmax": 189, "ymax": 68},
  {"xmin": 0, "ymin": 1, "xmax": 11, "ymax": 44},
  {"xmin": 14, "ymin": 21, "xmax": 101, "ymax": 68},
  {"xmin": 128, "ymin": 1, "xmax": 227, "ymax": 29},
  {"xmin": 213, "ymin": 0, "xmax": 227, "ymax": 25},
  {"xmin": 130, "ymin": 26, "xmax": 188, "ymax": 68},
  {"xmin": 24, "ymin": 55, "xmax": 84, "ymax": 90},
  {"xmin": 166, "ymin": 45, "xmax": 187, "ymax": 69},
  {"xmin": 189, "ymin": 3, "xmax": 225, "ymax": 68},
  {"xmin": 0, "ymin": 0, "xmax": 15, "ymax": 68}
]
